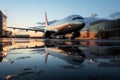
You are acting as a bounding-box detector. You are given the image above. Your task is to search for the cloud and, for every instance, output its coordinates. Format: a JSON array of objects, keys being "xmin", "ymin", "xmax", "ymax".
[{"xmin": 109, "ymin": 12, "xmax": 120, "ymax": 19}]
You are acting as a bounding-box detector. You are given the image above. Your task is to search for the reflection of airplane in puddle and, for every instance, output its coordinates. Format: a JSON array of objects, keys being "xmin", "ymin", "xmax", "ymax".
[
  {"xmin": 7, "ymin": 13, "xmax": 85, "ymax": 39},
  {"xmin": 45, "ymin": 46, "xmax": 85, "ymax": 65},
  {"xmin": 45, "ymin": 42, "xmax": 85, "ymax": 65}
]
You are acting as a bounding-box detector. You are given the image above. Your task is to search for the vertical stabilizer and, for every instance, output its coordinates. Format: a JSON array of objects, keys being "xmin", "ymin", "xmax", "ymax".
[
  {"xmin": 45, "ymin": 52, "xmax": 49, "ymax": 64},
  {"xmin": 45, "ymin": 12, "xmax": 49, "ymax": 27}
]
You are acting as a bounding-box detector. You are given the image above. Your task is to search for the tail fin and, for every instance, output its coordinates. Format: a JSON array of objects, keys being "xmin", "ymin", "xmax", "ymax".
[
  {"xmin": 45, "ymin": 52, "xmax": 49, "ymax": 64},
  {"xmin": 45, "ymin": 12, "xmax": 49, "ymax": 27}
]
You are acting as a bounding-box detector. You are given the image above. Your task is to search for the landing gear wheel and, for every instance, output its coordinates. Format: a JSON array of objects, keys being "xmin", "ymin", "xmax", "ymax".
[
  {"xmin": 44, "ymin": 31, "xmax": 51, "ymax": 39},
  {"xmin": 71, "ymin": 32, "xmax": 80, "ymax": 39}
]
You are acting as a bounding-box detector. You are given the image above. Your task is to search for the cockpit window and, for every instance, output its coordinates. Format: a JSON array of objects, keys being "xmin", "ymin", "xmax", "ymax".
[{"xmin": 72, "ymin": 17, "xmax": 83, "ymax": 20}]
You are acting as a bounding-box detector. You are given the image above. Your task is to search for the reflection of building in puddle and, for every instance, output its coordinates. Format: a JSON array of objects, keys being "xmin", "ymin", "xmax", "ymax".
[
  {"xmin": 89, "ymin": 46, "xmax": 120, "ymax": 55},
  {"xmin": 80, "ymin": 40, "xmax": 120, "ymax": 67},
  {"xmin": 80, "ymin": 40, "xmax": 120, "ymax": 46},
  {"xmin": 89, "ymin": 42, "xmax": 120, "ymax": 68},
  {"xmin": 80, "ymin": 40, "xmax": 120, "ymax": 55},
  {"xmin": 0, "ymin": 39, "xmax": 12, "ymax": 62},
  {"xmin": 0, "ymin": 38, "xmax": 45, "ymax": 62},
  {"xmin": 98, "ymin": 59, "xmax": 120, "ymax": 68},
  {"xmin": 87, "ymin": 41, "xmax": 119, "ymax": 55},
  {"xmin": 0, "ymin": 52, "xmax": 7, "ymax": 62}
]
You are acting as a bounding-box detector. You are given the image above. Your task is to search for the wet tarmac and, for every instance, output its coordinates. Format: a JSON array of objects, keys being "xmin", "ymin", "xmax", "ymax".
[{"xmin": 0, "ymin": 38, "xmax": 120, "ymax": 80}]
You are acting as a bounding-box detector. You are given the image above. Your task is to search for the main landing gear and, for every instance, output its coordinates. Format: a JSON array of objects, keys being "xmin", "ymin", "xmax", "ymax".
[{"xmin": 71, "ymin": 32, "xmax": 80, "ymax": 39}]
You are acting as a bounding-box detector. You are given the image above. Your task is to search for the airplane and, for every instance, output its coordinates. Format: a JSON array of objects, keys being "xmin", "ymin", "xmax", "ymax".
[{"xmin": 7, "ymin": 12, "xmax": 85, "ymax": 39}]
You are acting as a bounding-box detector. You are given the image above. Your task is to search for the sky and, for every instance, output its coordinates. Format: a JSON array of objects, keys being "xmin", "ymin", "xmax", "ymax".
[{"xmin": 0, "ymin": 0, "xmax": 120, "ymax": 27}]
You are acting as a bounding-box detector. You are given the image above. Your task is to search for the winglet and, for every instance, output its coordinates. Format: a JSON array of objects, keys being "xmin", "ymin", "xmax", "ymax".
[{"xmin": 45, "ymin": 12, "xmax": 49, "ymax": 27}]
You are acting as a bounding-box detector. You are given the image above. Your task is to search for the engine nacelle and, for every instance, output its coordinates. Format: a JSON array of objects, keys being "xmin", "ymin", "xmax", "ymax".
[{"xmin": 44, "ymin": 31, "xmax": 56, "ymax": 38}]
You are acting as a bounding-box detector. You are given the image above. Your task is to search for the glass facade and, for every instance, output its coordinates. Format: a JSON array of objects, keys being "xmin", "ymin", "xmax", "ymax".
[
  {"xmin": 80, "ymin": 19, "xmax": 120, "ymax": 39},
  {"xmin": 0, "ymin": 11, "xmax": 10, "ymax": 37}
]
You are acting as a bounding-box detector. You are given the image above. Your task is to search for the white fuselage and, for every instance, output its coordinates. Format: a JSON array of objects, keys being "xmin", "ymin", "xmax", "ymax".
[{"xmin": 44, "ymin": 15, "xmax": 85, "ymax": 34}]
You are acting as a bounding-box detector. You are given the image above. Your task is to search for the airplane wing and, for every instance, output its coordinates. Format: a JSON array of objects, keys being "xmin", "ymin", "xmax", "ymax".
[{"xmin": 7, "ymin": 27, "xmax": 45, "ymax": 32}]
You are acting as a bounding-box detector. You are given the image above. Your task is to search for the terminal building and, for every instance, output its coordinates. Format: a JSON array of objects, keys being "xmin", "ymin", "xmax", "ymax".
[
  {"xmin": 0, "ymin": 11, "xmax": 12, "ymax": 37},
  {"xmin": 79, "ymin": 19, "xmax": 120, "ymax": 39}
]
